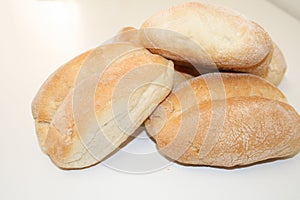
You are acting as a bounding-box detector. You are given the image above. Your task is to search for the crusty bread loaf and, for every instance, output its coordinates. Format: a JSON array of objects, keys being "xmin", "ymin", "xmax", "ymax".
[
  {"xmin": 145, "ymin": 73, "xmax": 300, "ymax": 167},
  {"xmin": 112, "ymin": 25, "xmax": 286, "ymax": 86},
  {"xmin": 32, "ymin": 43, "xmax": 151, "ymax": 153},
  {"xmin": 38, "ymin": 43, "xmax": 174, "ymax": 169},
  {"xmin": 140, "ymin": 2, "xmax": 273, "ymax": 74},
  {"xmin": 113, "ymin": 4, "xmax": 286, "ymax": 87}
]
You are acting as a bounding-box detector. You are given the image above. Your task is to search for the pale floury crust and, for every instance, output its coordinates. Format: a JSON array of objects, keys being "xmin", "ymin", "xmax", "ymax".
[
  {"xmin": 145, "ymin": 73, "xmax": 300, "ymax": 167},
  {"xmin": 141, "ymin": 2, "xmax": 273, "ymax": 71},
  {"xmin": 113, "ymin": 3, "xmax": 285, "ymax": 86},
  {"xmin": 113, "ymin": 26, "xmax": 285, "ymax": 85}
]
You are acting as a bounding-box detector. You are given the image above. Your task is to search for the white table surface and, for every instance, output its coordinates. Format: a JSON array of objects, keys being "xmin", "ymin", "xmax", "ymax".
[{"xmin": 1, "ymin": 0, "xmax": 299, "ymax": 200}]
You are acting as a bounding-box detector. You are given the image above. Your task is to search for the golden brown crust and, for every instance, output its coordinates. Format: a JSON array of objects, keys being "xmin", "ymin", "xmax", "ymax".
[
  {"xmin": 45, "ymin": 43, "xmax": 174, "ymax": 169},
  {"xmin": 31, "ymin": 50, "xmax": 92, "ymax": 152},
  {"xmin": 141, "ymin": 2, "xmax": 273, "ymax": 71},
  {"xmin": 111, "ymin": 27, "xmax": 140, "ymax": 45},
  {"xmin": 45, "ymin": 92, "xmax": 99, "ymax": 168},
  {"xmin": 151, "ymin": 97, "xmax": 300, "ymax": 167},
  {"xmin": 146, "ymin": 73, "xmax": 287, "ymax": 139},
  {"xmin": 176, "ymin": 73, "xmax": 287, "ymax": 110},
  {"xmin": 32, "ymin": 50, "xmax": 92, "ymax": 121},
  {"xmin": 32, "ymin": 43, "xmax": 158, "ymax": 154},
  {"xmin": 145, "ymin": 73, "xmax": 299, "ymax": 167}
]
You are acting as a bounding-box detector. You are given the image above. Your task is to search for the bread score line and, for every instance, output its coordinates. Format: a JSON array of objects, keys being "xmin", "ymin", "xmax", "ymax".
[
  {"xmin": 32, "ymin": 43, "xmax": 174, "ymax": 169},
  {"xmin": 145, "ymin": 73, "xmax": 300, "ymax": 168}
]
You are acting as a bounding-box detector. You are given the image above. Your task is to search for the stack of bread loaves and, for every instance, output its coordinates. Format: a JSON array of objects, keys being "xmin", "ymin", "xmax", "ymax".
[{"xmin": 32, "ymin": 2, "xmax": 300, "ymax": 169}]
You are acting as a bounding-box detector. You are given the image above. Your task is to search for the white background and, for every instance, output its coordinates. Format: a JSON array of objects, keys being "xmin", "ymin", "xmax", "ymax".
[{"xmin": 0, "ymin": 0, "xmax": 299, "ymax": 200}]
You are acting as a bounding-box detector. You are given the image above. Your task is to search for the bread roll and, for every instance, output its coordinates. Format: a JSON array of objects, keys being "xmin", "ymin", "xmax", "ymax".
[
  {"xmin": 32, "ymin": 43, "xmax": 149, "ymax": 153},
  {"xmin": 113, "ymin": 5, "xmax": 285, "ymax": 85},
  {"xmin": 32, "ymin": 43, "xmax": 174, "ymax": 168},
  {"xmin": 145, "ymin": 73, "xmax": 300, "ymax": 167},
  {"xmin": 140, "ymin": 2, "xmax": 273, "ymax": 76}
]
